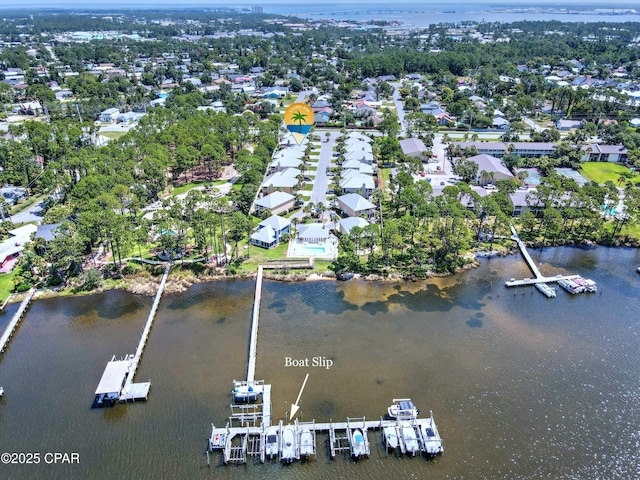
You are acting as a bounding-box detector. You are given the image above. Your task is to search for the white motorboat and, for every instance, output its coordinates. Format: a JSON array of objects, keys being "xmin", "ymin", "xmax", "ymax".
[
  {"xmin": 383, "ymin": 425, "xmax": 400, "ymax": 450},
  {"xmin": 387, "ymin": 398, "xmax": 419, "ymax": 419},
  {"xmin": 299, "ymin": 428, "xmax": 315, "ymax": 458},
  {"xmin": 280, "ymin": 424, "xmax": 297, "ymax": 463},
  {"xmin": 401, "ymin": 425, "xmax": 420, "ymax": 455},
  {"xmin": 351, "ymin": 428, "xmax": 367, "ymax": 458},
  {"xmin": 535, "ymin": 283, "xmax": 556, "ymax": 297},
  {"xmin": 264, "ymin": 426, "xmax": 279, "ymax": 459},
  {"xmin": 232, "ymin": 382, "xmax": 263, "ymax": 403},
  {"xmin": 0, "ymin": 386, "xmax": 4, "ymax": 397},
  {"xmin": 420, "ymin": 412, "xmax": 444, "ymax": 456}
]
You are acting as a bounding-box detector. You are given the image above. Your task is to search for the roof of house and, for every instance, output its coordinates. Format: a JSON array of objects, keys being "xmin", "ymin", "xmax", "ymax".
[
  {"xmin": 337, "ymin": 193, "xmax": 375, "ymax": 212},
  {"xmin": 251, "ymin": 225, "xmax": 276, "ymax": 244},
  {"xmin": 338, "ymin": 217, "xmax": 370, "ymax": 234},
  {"xmin": 261, "ymin": 169, "xmax": 300, "ymax": 189},
  {"xmin": 342, "ymin": 160, "xmax": 374, "ymax": 175},
  {"xmin": 399, "ymin": 137, "xmax": 428, "ymax": 156},
  {"xmin": 258, "ymin": 214, "xmax": 290, "ymax": 231},
  {"xmin": 35, "ymin": 223, "xmax": 62, "ymax": 242},
  {"xmin": 468, "ymin": 154, "xmax": 514, "ymax": 178},
  {"xmin": 298, "ymin": 223, "xmax": 329, "ymax": 240},
  {"xmin": 255, "ymin": 191, "xmax": 295, "ymax": 209}
]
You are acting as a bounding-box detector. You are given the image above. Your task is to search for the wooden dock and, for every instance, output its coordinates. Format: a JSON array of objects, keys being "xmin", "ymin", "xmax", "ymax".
[{"xmin": 0, "ymin": 289, "xmax": 35, "ymax": 354}]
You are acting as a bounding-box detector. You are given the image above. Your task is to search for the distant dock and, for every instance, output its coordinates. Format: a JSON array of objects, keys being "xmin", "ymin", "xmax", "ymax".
[
  {"xmin": 504, "ymin": 225, "xmax": 594, "ymax": 292},
  {"xmin": 94, "ymin": 265, "xmax": 170, "ymax": 406}
]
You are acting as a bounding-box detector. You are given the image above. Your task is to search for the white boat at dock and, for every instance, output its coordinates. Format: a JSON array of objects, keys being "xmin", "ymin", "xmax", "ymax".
[
  {"xmin": 419, "ymin": 411, "xmax": 444, "ymax": 456},
  {"xmin": 280, "ymin": 424, "xmax": 297, "ymax": 463},
  {"xmin": 299, "ymin": 428, "xmax": 315, "ymax": 458},
  {"xmin": 351, "ymin": 428, "xmax": 367, "ymax": 458},
  {"xmin": 388, "ymin": 398, "xmax": 419, "ymax": 419},
  {"xmin": 401, "ymin": 424, "xmax": 420, "ymax": 455},
  {"xmin": 0, "ymin": 386, "xmax": 4, "ymax": 397},
  {"xmin": 558, "ymin": 278, "xmax": 584, "ymax": 294},
  {"xmin": 264, "ymin": 426, "xmax": 279, "ymax": 459},
  {"xmin": 383, "ymin": 425, "xmax": 400, "ymax": 450},
  {"xmin": 574, "ymin": 277, "xmax": 597, "ymax": 292},
  {"xmin": 232, "ymin": 381, "xmax": 263, "ymax": 403},
  {"xmin": 535, "ymin": 283, "xmax": 556, "ymax": 298}
]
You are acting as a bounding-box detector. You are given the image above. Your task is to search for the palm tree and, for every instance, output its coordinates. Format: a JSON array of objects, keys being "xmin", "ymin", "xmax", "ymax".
[{"xmin": 291, "ymin": 111, "xmax": 307, "ymax": 133}]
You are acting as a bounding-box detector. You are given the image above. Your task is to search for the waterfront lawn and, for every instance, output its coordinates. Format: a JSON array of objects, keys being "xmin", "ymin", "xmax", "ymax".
[
  {"xmin": 579, "ymin": 162, "xmax": 639, "ymax": 185},
  {"xmin": 0, "ymin": 269, "xmax": 17, "ymax": 303}
]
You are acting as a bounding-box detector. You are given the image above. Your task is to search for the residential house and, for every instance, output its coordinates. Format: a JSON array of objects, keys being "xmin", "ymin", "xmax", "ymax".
[
  {"xmin": 468, "ymin": 154, "xmax": 515, "ymax": 185},
  {"xmin": 510, "ymin": 189, "xmax": 544, "ymax": 216},
  {"xmin": 260, "ymin": 168, "xmax": 300, "ymax": 195},
  {"xmin": 556, "ymin": 119, "xmax": 583, "ymax": 130},
  {"xmin": 580, "ymin": 144, "xmax": 628, "ymax": 163},
  {"xmin": 336, "ymin": 193, "xmax": 376, "ymax": 218},
  {"xmin": 250, "ymin": 215, "xmax": 291, "ymax": 249},
  {"xmin": 297, "ymin": 223, "xmax": 329, "ymax": 243},
  {"xmin": 0, "ymin": 224, "xmax": 37, "ymax": 273},
  {"xmin": 99, "ymin": 108, "xmax": 120, "ymax": 123},
  {"xmin": 254, "ymin": 191, "xmax": 296, "ymax": 216},
  {"xmin": 1, "ymin": 185, "xmax": 27, "ymax": 206},
  {"xmin": 399, "ymin": 138, "xmax": 428, "ymax": 159},
  {"xmin": 338, "ymin": 171, "xmax": 375, "ymax": 198},
  {"xmin": 337, "ymin": 217, "xmax": 370, "ymax": 235},
  {"xmin": 420, "ymin": 101, "xmax": 451, "ymax": 125},
  {"xmin": 342, "ymin": 160, "xmax": 374, "ymax": 175}
]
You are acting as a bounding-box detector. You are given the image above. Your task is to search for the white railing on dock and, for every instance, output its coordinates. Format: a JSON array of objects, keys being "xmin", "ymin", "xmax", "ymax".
[
  {"xmin": 246, "ymin": 265, "xmax": 263, "ymax": 382},
  {"xmin": 122, "ymin": 265, "xmax": 170, "ymax": 393},
  {"xmin": 0, "ymin": 289, "xmax": 35, "ymax": 354},
  {"xmin": 510, "ymin": 224, "xmax": 542, "ymax": 279}
]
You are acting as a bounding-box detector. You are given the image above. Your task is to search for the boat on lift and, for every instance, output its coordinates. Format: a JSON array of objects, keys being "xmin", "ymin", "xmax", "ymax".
[
  {"xmin": 419, "ymin": 411, "xmax": 444, "ymax": 456},
  {"xmin": 387, "ymin": 398, "xmax": 419, "ymax": 419}
]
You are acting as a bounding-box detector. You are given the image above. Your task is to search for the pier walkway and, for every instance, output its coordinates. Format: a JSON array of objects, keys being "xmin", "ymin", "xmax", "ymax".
[
  {"xmin": 510, "ymin": 225, "xmax": 542, "ymax": 279},
  {"xmin": 505, "ymin": 225, "xmax": 582, "ymax": 289},
  {"xmin": 247, "ymin": 266, "xmax": 263, "ymax": 383},
  {"xmin": 0, "ymin": 289, "xmax": 35, "ymax": 354},
  {"xmin": 119, "ymin": 264, "xmax": 170, "ymax": 401}
]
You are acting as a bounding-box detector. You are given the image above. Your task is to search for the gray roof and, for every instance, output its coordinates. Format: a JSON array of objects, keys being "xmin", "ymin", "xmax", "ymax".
[
  {"xmin": 468, "ymin": 154, "xmax": 514, "ymax": 178},
  {"xmin": 399, "ymin": 137, "xmax": 428, "ymax": 155},
  {"xmin": 251, "ymin": 225, "xmax": 276, "ymax": 244},
  {"xmin": 95, "ymin": 360, "xmax": 129, "ymax": 395},
  {"xmin": 258, "ymin": 214, "xmax": 290, "ymax": 231},
  {"xmin": 338, "ymin": 217, "xmax": 370, "ymax": 234},
  {"xmin": 298, "ymin": 223, "xmax": 329, "ymax": 241},
  {"xmin": 35, "ymin": 223, "xmax": 62, "ymax": 242},
  {"xmin": 337, "ymin": 193, "xmax": 375, "ymax": 212},
  {"xmin": 255, "ymin": 191, "xmax": 295, "ymax": 209}
]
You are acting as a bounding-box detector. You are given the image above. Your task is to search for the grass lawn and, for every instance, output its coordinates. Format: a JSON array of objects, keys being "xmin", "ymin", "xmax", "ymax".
[
  {"xmin": 100, "ymin": 131, "xmax": 125, "ymax": 140},
  {"xmin": 0, "ymin": 269, "xmax": 17, "ymax": 303},
  {"xmin": 579, "ymin": 162, "xmax": 640, "ymax": 185},
  {"xmin": 9, "ymin": 194, "xmax": 46, "ymax": 216},
  {"xmin": 621, "ymin": 223, "xmax": 640, "ymax": 239}
]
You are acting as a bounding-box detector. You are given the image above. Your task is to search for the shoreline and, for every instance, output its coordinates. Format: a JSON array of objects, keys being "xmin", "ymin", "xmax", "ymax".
[{"xmin": 6, "ymin": 240, "xmax": 636, "ymax": 304}]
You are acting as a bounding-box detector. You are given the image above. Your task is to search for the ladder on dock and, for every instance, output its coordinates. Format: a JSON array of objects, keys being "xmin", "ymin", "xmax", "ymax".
[{"xmin": 329, "ymin": 420, "xmax": 351, "ymax": 458}]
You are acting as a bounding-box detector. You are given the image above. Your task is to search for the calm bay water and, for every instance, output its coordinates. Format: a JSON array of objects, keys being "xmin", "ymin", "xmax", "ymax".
[{"xmin": 0, "ymin": 246, "xmax": 639, "ymax": 479}]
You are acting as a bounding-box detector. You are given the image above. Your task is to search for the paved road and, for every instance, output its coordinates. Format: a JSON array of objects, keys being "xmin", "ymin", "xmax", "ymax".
[
  {"xmin": 522, "ymin": 116, "xmax": 544, "ymax": 133},
  {"xmin": 310, "ymin": 130, "xmax": 340, "ymax": 206},
  {"xmin": 10, "ymin": 200, "xmax": 44, "ymax": 224},
  {"xmin": 391, "ymin": 82, "xmax": 407, "ymax": 136}
]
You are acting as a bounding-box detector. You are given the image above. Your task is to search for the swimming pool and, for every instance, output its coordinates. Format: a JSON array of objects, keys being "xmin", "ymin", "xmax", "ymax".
[{"xmin": 287, "ymin": 240, "xmax": 338, "ymax": 259}]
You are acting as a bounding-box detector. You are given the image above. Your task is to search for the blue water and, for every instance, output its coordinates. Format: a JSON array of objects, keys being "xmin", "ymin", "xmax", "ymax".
[{"xmin": 9, "ymin": 1, "xmax": 640, "ymax": 27}]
